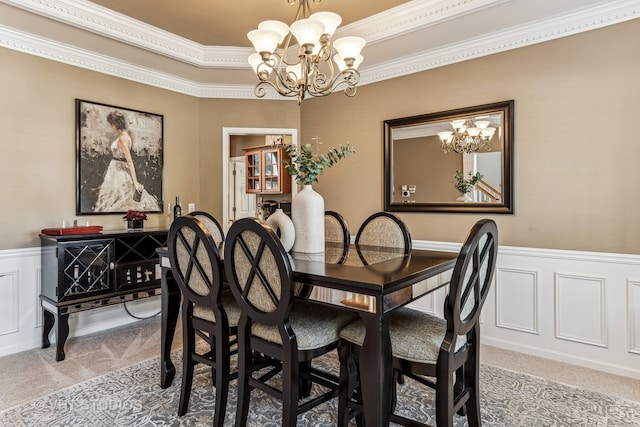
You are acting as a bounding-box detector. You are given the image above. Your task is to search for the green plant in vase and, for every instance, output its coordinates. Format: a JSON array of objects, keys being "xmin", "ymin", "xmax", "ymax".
[
  {"xmin": 279, "ymin": 142, "xmax": 355, "ymax": 185},
  {"xmin": 279, "ymin": 140, "xmax": 355, "ymax": 253},
  {"xmin": 454, "ymin": 170, "xmax": 483, "ymax": 200}
]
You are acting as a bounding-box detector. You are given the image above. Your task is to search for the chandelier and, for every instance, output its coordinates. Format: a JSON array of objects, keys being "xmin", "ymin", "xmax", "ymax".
[
  {"xmin": 437, "ymin": 118, "xmax": 496, "ymax": 154},
  {"xmin": 247, "ymin": 0, "xmax": 366, "ymax": 104}
]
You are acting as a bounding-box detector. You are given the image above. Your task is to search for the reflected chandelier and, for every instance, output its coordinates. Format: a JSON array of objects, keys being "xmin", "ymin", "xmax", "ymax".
[
  {"xmin": 247, "ymin": 0, "xmax": 366, "ymax": 104},
  {"xmin": 437, "ymin": 118, "xmax": 496, "ymax": 154}
]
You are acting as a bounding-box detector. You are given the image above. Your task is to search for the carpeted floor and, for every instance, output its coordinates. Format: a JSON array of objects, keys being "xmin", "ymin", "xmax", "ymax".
[{"xmin": 2, "ymin": 348, "xmax": 640, "ymax": 427}]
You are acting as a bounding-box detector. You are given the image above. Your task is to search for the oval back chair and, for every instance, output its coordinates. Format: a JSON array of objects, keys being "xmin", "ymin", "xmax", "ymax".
[
  {"xmin": 167, "ymin": 215, "xmax": 239, "ymax": 426},
  {"xmin": 339, "ymin": 218, "xmax": 499, "ymax": 427},
  {"xmin": 324, "ymin": 210, "xmax": 350, "ymax": 264},
  {"xmin": 189, "ymin": 210, "xmax": 225, "ymax": 245},
  {"xmin": 355, "ymin": 212, "xmax": 411, "ymax": 266},
  {"xmin": 224, "ymin": 217, "xmax": 357, "ymax": 427}
]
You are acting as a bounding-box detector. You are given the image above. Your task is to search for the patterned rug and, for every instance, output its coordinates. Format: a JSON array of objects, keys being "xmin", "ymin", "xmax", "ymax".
[{"xmin": 1, "ymin": 350, "xmax": 639, "ymax": 426}]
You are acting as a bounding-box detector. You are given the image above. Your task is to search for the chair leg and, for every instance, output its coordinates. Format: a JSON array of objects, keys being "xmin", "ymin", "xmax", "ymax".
[
  {"xmin": 391, "ymin": 370, "xmax": 400, "ymax": 412},
  {"xmin": 178, "ymin": 320, "xmax": 195, "ymax": 416},
  {"xmin": 454, "ymin": 366, "xmax": 467, "ymax": 416},
  {"xmin": 338, "ymin": 344, "xmax": 352, "ymax": 427},
  {"xmin": 299, "ymin": 360, "xmax": 312, "ymax": 398},
  {"xmin": 435, "ymin": 365, "xmax": 455, "ymax": 427},
  {"xmin": 282, "ymin": 348, "xmax": 300, "ymax": 427},
  {"xmin": 464, "ymin": 358, "xmax": 482, "ymax": 427},
  {"xmin": 213, "ymin": 334, "xmax": 231, "ymax": 427},
  {"xmin": 235, "ymin": 335, "xmax": 252, "ymax": 427}
]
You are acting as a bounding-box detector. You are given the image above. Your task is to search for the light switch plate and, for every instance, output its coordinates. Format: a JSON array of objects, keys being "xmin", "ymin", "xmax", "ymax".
[{"xmin": 188, "ymin": 203, "xmax": 195, "ymax": 213}]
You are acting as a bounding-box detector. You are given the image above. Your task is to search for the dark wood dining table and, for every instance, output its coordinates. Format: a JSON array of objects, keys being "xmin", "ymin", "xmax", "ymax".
[{"xmin": 157, "ymin": 242, "xmax": 456, "ymax": 427}]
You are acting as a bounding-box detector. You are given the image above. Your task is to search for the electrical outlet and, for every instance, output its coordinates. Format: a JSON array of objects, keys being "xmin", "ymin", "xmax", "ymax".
[{"xmin": 188, "ymin": 203, "xmax": 195, "ymax": 213}]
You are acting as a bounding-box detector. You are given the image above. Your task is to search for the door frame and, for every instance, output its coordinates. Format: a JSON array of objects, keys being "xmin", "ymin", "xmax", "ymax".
[{"xmin": 222, "ymin": 127, "xmax": 298, "ymax": 232}]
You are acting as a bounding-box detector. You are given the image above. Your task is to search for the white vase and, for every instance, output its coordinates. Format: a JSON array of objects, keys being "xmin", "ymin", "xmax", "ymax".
[
  {"xmin": 456, "ymin": 193, "xmax": 472, "ymax": 202},
  {"xmin": 292, "ymin": 184, "xmax": 325, "ymax": 253},
  {"xmin": 265, "ymin": 208, "xmax": 295, "ymax": 252}
]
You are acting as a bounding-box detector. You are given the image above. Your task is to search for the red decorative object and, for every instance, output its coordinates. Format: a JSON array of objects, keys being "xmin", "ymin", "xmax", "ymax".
[
  {"xmin": 122, "ymin": 210, "xmax": 148, "ymax": 221},
  {"xmin": 41, "ymin": 225, "xmax": 103, "ymax": 236}
]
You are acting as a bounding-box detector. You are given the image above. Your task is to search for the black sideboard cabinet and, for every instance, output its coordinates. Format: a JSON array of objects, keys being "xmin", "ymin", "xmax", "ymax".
[{"xmin": 40, "ymin": 228, "xmax": 168, "ymax": 361}]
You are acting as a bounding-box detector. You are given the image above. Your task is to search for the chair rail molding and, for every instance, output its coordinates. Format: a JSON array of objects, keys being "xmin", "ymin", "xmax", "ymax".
[{"xmin": 1, "ymin": 242, "xmax": 639, "ymax": 379}]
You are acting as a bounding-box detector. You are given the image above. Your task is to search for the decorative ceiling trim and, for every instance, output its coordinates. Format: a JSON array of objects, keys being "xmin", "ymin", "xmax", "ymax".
[
  {"xmin": 0, "ymin": 24, "xmax": 267, "ymax": 99},
  {"xmin": 340, "ymin": 0, "xmax": 509, "ymax": 44},
  {"xmin": 1, "ymin": 0, "xmax": 507, "ymax": 68},
  {"xmin": 361, "ymin": 0, "xmax": 640, "ymax": 85},
  {"xmin": 0, "ymin": 0, "xmax": 637, "ymax": 99}
]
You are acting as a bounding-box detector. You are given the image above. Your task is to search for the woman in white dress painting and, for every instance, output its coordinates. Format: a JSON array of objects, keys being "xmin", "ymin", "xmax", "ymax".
[{"xmin": 94, "ymin": 110, "xmax": 158, "ymax": 212}]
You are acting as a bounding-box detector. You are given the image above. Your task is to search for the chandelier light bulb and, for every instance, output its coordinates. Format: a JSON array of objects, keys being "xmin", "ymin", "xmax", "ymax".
[
  {"xmin": 438, "ymin": 131, "xmax": 453, "ymax": 143},
  {"xmin": 333, "ymin": 36, "xmax": 366, "ymax": 61},
  {"xmin": 248, "ymin": 52, "xmax": 273, "ymax": 77},
  {"xmin": 258, "ymin": 20, "xmax": 290, "ymax": 44},
  {"xmin": 334, "ymin": 54, "xmax": 363, "ymax": 71},
  {"xmin": 248, "ymin": 29, "xmax": 281, "ymax": 54},
  {"xmin": 481, "ymin": 127, "xmax": 496, "ymax": 139},
  {"xmin": 309, "ymin": 11, "xmax": 342, "ymax": 36},
  {"xmin": 451, "ymin": 119, "xmax": 467, "ymax": 132},
  {"xmin": 467, "ymin": 127, "xmax": 481, "ymax": 137},
  {"xmin": 290, "ymin": 19, "xmax": 325, "ymax": 50}
]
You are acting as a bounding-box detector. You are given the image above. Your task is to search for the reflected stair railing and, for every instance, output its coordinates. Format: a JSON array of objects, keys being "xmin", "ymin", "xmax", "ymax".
[{"xmin": 475, "ymin": 179, "xmax": 501, "ymax": 202}]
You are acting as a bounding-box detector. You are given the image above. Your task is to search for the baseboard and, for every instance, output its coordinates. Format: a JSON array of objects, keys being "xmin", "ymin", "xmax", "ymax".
[{"xmin": 483, "ymin": 337, "xmax": 640, "ymax": 380}]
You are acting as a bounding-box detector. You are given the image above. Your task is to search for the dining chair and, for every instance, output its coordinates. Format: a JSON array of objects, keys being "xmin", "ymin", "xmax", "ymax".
[
  {"xmin": 341, "ymin": 212, "xmax": 412, "ymax": 310},
  {"xmin": 338, "ymin": 218, "xmax": 499, "ymax": 427},
  {"xmin": 324, "ymin": 210, "xmax": 350, "ymax": 264},
  {"xmin": 167, "ymin": 215, "xmax": 240, "ymax": 427},
  {"xmin": 189, "ymin": 210, "xmax": 225, "ymax": 244},
  {"xmin": 354, "ymin": 211, "xmax": 411, "ymax": 265},
  {"xmin": 224, "ymin": 217, "xmax": 358, "ymax": 427}
]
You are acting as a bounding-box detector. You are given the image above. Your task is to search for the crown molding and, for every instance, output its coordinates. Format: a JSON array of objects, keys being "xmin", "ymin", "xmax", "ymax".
[
  {"xmin": 2, "ymin": 0, "xmax": 507, "ymax": 68},
  {"xmin": 0, "ymin": 0, "xmax": 637, "ymax": 99},
  {"xmin": 337, "ymin": 0, "xmax": 508, "ymax": 43},
  {"xmin": 360, "ymin": 0, "xmax": 639, "ymax": 85}
]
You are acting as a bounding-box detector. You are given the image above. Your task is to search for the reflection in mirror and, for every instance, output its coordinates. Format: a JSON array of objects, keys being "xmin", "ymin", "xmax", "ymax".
[{"xmin": 384, "ymin": 100, "xmax": 514, "ymax": 213}]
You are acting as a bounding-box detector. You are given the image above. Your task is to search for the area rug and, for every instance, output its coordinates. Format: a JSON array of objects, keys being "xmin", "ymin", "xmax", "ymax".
[{"xmin": 1, "ymin": 350, "xmax": 639, "ymax": 426}]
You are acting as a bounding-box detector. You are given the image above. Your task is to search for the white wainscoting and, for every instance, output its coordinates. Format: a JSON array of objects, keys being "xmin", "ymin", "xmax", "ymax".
[
  {"xmin": 1, "ymin": 243, "xmax": 639, "ymax": 379},
  {"xmin": 408, "ymin": 241, "xmax": 640, "ymax": 380}
]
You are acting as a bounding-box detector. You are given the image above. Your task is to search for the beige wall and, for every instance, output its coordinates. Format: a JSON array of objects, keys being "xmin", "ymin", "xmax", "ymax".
[
  {"xmin": 0, "ymin": 48, "xmax": 298, "ymax": 249},
  {"xmin": 1, "ymin": 19, "xmax": 638, "ymax": 254},
  {"xmin": 300, "ymin": 19, "xmax": 640, "ymax": 254},
  {"xmin": 393, "ymin": 136, "xmax": 461, "ymax": 202}
]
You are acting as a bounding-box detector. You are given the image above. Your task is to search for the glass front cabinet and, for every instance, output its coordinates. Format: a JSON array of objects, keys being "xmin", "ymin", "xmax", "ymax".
[{"xmin": 244, "ymin": 145, "xmax": 292, "ymax": 194}]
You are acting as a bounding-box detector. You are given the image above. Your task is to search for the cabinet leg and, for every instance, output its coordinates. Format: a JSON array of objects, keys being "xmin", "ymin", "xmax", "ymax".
[
  {"xmin": 55, "ymin": 313, "xmax": 70, "ymax": 362},
  {"xmin": 42, "ymin": 309, "xmax": 54, "ymax": 349}
]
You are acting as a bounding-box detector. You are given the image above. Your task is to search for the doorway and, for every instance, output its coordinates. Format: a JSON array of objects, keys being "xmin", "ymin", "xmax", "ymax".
[{"xmin": 222, "ymin": 127, "xmax": 298, "ymax": 232}]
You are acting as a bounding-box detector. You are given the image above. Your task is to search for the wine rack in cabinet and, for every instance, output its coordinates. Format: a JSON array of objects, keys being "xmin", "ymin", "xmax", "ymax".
[{"xmin": 39, "ymin": 228, "xmax": 168, "ymax": 361}]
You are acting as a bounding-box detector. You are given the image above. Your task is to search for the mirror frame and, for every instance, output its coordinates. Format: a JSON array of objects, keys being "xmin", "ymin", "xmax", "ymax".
[{"xmin": 384, "ymin": 100, "xmax": 514, "ymax": 214}]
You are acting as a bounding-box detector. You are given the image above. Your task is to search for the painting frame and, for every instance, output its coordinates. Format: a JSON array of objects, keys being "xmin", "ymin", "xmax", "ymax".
[{"xmin": 76, "ymin": 99, "xmax": 164, "ymax": 215}]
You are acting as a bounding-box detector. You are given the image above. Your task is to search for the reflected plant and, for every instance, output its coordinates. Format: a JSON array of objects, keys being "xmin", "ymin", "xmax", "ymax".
[{"xmin": 454, "ymin": 170, "xmax": 483, "ymax": 194}]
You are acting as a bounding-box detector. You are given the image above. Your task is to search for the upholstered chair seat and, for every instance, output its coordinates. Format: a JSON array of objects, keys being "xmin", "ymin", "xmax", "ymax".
[
  {"xmin": 252, "ymin": 299, "xmax": 356, "ymax": 350},
  {"xmin": 193, "ymin": 291, "xmax": 241, "ymax": 326},
  {"xmin": 340, "ymin": 307, "xmax": 466, "ymax": 364}
]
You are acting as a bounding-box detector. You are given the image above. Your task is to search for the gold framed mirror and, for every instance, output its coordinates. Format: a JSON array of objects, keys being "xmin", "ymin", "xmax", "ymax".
[{"xmin": 384, "ymin": 100, "xmax": 514, "ymax": 213}]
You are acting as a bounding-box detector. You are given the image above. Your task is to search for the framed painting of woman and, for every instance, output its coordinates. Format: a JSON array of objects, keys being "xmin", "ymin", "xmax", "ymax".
[{"xmin": 76, "ymin": 99, "xmax": 164, "ymax": 215}]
